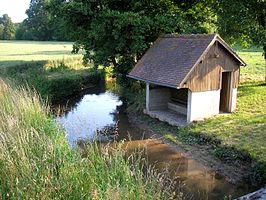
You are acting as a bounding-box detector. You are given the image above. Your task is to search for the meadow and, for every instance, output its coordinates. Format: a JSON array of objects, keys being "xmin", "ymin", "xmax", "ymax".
[
  {"xmin": 0, "ymin": 40, "xmax": 82, "ymax": 67},
  {"xmin": 0, "ymin": 40, "xmax": 103, "ymax": 101}
]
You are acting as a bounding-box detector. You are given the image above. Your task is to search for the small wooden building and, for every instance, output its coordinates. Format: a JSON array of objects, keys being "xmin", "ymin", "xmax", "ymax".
[{"xmin": 128, "ymin": 34, "xmax": 246, "ymax": 126}]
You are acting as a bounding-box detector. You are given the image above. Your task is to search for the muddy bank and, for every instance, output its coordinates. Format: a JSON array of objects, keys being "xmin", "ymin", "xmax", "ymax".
[{"xmin": 128, "ymin": 113, "xmax": 253, "ymax": 185}]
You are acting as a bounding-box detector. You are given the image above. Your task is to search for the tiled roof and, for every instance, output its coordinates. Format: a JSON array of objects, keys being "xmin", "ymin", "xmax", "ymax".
[{"xmin": 128, "ymin": 34, "xmax": 245, "ymax": 88}]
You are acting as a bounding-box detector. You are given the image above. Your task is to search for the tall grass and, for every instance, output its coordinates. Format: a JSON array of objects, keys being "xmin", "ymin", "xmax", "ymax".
[{"xmin": 0, "ymin": 79, "xmax": 175, "ymax": 199}]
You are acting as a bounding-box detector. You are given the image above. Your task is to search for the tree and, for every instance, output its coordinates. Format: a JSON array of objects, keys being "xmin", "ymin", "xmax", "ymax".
[
  {"xmin": 217, "ymin": 0, "xmax": 266, "ymax": 79},
  {"xmin": 50, "ymin": 0, "xmax": 215, "ymax": 77},
  {"xmin": 25, "ymin": 0, "xmax": 54, "ymax": 40},
  {"xmin": 15, "ymin": 20, "xmax": 34, "ymax": 40},
  {"xmin": 18, "ymin": 0, "xmax": 71, "ymax": 41},
  {"xmin": 0, "ymin": 14, "xmax": 15, "ymax": 40}
]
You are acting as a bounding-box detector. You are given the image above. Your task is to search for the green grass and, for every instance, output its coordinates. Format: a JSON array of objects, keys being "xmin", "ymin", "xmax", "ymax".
[
  {"xmin": 187, "ymin": 47, "xmax": 266, "ymax": 182},
  {"xmin": 0, "ymin": 40, "xmax": 82, "ymax": 68},
  {"xmin": 234, "ymin": 45, "xmax": 265, "ymax": 80},
  {"xmin": 0, "ymin": 79, "xmax": 176, "ymax": 199}
]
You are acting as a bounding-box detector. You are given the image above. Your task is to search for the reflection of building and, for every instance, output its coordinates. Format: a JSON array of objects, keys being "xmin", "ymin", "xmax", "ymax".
[{"xmin": 128, "ymin": 34, "xmax": 246, "ymax": 125}]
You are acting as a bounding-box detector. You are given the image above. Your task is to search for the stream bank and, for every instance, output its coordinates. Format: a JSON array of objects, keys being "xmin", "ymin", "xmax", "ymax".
[
  {"xmin": 54, "ymin": 81, "xmax": 256, "ymax": 200},
  {"xmin": 128, "ymin": 113, "xmax": 253, "ymax": 185}
]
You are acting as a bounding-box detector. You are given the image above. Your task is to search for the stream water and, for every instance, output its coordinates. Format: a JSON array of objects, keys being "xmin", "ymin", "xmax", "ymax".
[{"xmin": 54, "ymin": 82, "xmax": 253, "ymax": 200}]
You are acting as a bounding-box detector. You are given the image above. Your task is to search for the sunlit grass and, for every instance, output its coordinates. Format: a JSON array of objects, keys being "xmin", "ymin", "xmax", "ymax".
[
  {"xmin": 233, "ymin": 45, "xmax": 265, "ymax": 81},
  {"xmin": 190, "ymin": 81, "xmax": 266, "ymax": 160},
  {"xmin": 0, "ymin": 40, "xmax": 82, "ymax": 68}
]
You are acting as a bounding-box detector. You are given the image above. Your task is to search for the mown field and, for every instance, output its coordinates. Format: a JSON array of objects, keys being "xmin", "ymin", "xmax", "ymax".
[
  {"xmin": 0, "ymin": 40, "xmax": 81, "ymax": 67},
  {"xmin": 234, "ymin": 45, "xmax": 265, "ymax": 81}
]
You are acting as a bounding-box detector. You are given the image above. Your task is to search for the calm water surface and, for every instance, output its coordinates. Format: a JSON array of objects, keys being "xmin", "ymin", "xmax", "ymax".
[{"xmin": 54, "ymin": 82, "xmax": 253, "ymax": 200}]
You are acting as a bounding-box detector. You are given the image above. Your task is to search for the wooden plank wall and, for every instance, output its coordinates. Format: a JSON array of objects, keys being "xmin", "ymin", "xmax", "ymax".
[{"xmin": 182, "ymin": 42, "xmax": 240, "ymax": 92}]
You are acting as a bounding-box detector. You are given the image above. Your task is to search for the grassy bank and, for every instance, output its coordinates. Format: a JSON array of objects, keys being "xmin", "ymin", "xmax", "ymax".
[
  {"xmin": 0, "ymin": 60, "xmax": 104, "ymax": 101},
  {"xmin": 127, "ymin": 46, "xmax": 266, "ymax": 185},
  {"xmin": 0, "ymin": 79, "xmax": 175, "ymax": 199},
  {"xmin": 0, "ymin": 40, "xmax": 104, "ymax": 101}
]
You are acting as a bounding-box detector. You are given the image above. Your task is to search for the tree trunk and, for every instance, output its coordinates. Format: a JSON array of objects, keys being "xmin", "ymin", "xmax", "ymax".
[{"xmin": 264, "ymin": 46, "xmax": 266, "ymax": 82}]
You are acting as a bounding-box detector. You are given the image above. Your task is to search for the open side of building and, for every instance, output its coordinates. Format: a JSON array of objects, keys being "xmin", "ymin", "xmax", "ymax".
[{"xmin": 128, "ymin": 34, "xmax": 246, "ymax": 126}]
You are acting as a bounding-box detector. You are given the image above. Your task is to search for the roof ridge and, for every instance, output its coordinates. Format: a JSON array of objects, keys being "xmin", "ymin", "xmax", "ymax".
[{"xmin": 162, "ymin": 33, "xmax": 217, "ymax": 39}]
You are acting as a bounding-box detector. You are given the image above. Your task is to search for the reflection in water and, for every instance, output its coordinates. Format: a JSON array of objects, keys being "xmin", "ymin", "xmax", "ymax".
[
  {"xmin": 54, "ymin": 82, "xmax": 253, "ymax": 200},
  {"xmin": 122, "ymin": 139, "xmax": 251, "ymax": 200},
  {"xmin": 56, "ymin": 90, "xmax": 123, "ymax": 145}
]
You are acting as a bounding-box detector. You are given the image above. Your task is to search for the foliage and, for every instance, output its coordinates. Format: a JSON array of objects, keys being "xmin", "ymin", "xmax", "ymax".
[
  {"xmin": 50, "ymin": 0, "xmax": 215, "ymax": 76},
  {"xmin": 15, "ymin": 0, "xmax": 70, "ymax": 41},
  {"xmin": 0, "ymin": 14, "xmax": 15, "ymax": 40},
  {"xmin": 217, "ymin": 0, "xmax": 266, "ymax": 59},
  {"xmin": 0, "ymin": 80, "xmax": 176, "ymax": 199}
]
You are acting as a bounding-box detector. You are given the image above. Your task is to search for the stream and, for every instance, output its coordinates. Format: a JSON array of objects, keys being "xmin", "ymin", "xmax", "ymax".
[{"xmin": 53, "ymin": 82, "xmax": 253, "ymax": 200}]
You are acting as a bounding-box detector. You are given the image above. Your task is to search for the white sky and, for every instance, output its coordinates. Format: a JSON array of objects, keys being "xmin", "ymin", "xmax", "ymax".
[{"xmin": 0, "ymin": 0, "xmax": 31, "ymax": 23}]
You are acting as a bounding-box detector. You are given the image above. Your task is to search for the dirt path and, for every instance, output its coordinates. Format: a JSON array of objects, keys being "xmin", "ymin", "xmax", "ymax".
[{"xmin": 128, "ymin": 114, "xmax": 252, "ymax": 185}]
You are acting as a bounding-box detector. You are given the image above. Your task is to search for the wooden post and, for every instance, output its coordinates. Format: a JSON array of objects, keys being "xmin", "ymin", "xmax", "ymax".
[
  {"xmin": 187, "ymin": 89, "xmax": 192, "ymax": 123},
  {"xmin": 146, "ymin": 82, "xmax": 149, "ymax": 112}
]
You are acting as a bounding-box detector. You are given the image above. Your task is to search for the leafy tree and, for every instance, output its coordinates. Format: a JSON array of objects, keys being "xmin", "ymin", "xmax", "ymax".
[
  {"xmin": 17, "ymin": 0, "xmax": 71, "ymax": 41},
  {"xmin": 0, "ymin": 14, "xmax": 15, "ymax": 40},
  {"xmin": 25, "ymin": 0, "xmax": 54, "ymax": 40},
  {"xmin": 15, "ymin": 20, "xmax": 34, "ymax": 40},
  {"xmin": 217, "ymin": 0, "xmax": 266, "ymax": 79},
  {"xmin": 50, "ymin": 0, "xmax": 215, "ymax": 76}
]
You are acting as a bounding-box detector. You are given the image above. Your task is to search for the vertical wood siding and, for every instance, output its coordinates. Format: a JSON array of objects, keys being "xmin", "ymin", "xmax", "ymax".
[{"xmin": 182, "ymin": 42, "xmax": 240, "ymax": 92}]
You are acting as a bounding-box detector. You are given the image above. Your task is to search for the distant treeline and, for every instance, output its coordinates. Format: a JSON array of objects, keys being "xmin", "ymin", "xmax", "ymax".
[{"xmin": 0, "ymin": 0, "xmax": 71, "ymax": 41}]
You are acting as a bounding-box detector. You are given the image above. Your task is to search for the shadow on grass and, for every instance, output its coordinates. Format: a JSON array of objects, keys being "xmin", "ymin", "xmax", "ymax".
[
  {"xmin": 237, "ymin": 81, "xmax": 265, "ymax": 97},
  {"xmin": 9, "ymin": 50, "xmax": 73, "ymax": 57}
]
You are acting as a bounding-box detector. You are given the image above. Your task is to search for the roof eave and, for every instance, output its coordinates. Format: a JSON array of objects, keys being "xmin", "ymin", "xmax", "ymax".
[
  {"xmin": 127, "ymin": 74, "xmax": 178, "ymax": 89},
  {"xmin": 216, "ymin": 35, "xmax": 247, "ymax": 66}
]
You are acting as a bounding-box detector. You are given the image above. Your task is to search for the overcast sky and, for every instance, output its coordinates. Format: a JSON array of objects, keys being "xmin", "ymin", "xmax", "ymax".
[{"xmin": 0, "ymin": 0, "xmax": 31, "ymax": 23}]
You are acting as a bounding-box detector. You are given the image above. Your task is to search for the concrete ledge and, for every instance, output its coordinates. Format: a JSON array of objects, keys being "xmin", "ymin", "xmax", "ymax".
[{"xmin": 144, "ymin": 109, "xmax": 187, "ymax": 127}]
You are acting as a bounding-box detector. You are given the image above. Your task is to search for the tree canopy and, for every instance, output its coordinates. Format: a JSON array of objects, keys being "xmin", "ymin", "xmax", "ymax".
[
  {"xmin": 50, "ymin": 0, "xmax": 215, "ymax": 75},
  {"xmin": 0, "ymin": 14, "xmax": 15, "ymax": 40},
  {"xmin": 217, "ymin": 0, "xmax": 266, "ymax": 58},
  {"xmin": 16, "ymin": 0, "xmax": 71, "ymax": 41}
]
